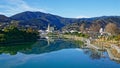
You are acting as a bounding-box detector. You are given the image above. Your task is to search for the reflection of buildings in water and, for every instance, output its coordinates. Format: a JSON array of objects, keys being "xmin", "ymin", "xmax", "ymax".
[
  {"xmin": 40, "ymin": 35, "xmax": 55, "ymax": 45},
  {"xmin": 45, "ymin": 36, "xmax": 54, "ymax": 45},
  {"xmin": 99, "ymin": 42, "xmax": 106, "ymax": 58}
]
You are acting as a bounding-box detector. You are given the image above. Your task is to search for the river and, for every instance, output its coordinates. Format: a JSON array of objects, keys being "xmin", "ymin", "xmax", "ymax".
[{"xmin": 0, "ymin": 39, "xmax": 120, "ymax": 68}]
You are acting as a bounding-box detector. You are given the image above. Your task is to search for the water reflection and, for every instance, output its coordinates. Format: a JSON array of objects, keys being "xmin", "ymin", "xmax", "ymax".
[
  {"xmin": 83, "ymin": 49, "xmax": 106, "ymax": 60},
  {"xmin": 0, "ymin": 38, "xmax": 120, "ymax": 64},
  {"xmin": 0, "ymin": 42, "xmax": 34, "ymax": 55},
  {"xmin": 0, "ymin": 39, "xmax": 81, "ymax": 55},
  {"xmin": 18, "ymin": 39, "xmax": 82, "ymax": 54}
]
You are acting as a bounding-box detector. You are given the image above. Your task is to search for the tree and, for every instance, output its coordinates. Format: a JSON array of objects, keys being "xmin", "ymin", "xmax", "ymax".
[
  {"xmin": 80, "ymin": 23, "xmax": 85, "ymax": 32},
  {"xmin": 10, "ymin": 20, "xmax": 19, "ymax": 27},
  {"xmin": 26, "ymin": 27, "xmax": 34, "ymax": 33},
  {"xmin": 0, "ymin": 26, "xmax": 39, "ymax": 44},
  {"xmin": 105, "ymin": 23, "xmax": 119, "ymax": 35},
  {"xmin": 89, "ymin": 23, "xmax": 101, "ymax": 32}
]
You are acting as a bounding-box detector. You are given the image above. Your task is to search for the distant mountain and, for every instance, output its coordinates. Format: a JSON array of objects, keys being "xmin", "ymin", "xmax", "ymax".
[
  {"xmin": 0, "ymin": 11, "xmax": 120, "ymax": 30},
  {"xmin": 0, "ymin": 15, "xmax": 11, "ymax": 29},
  {"xmin": 0, "ymin": 15, "xmax": 10, "ymax": 22},
  {"xmin": 62, "ymin": 16, "xmax": 120, "ymax": 31},
  {"xmin": 10, "ymin": 11, "xmax": 77, "ymax": 30}
]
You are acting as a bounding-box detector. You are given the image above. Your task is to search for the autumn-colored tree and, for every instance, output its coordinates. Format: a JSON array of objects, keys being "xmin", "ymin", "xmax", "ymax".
[{"xmin": 105, "ymin": 23, "xmax": 119, "ymax": 35}]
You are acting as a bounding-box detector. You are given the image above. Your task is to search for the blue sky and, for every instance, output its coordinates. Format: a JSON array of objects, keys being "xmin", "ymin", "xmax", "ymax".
[{"xmin": 0, "ymin": 0, "xmax": 120, "ymax": 18}]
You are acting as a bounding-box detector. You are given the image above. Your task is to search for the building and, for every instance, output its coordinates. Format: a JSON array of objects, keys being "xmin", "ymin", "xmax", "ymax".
[
  {"xmin": 99, "ymin": 28, "xmax": 104, "ymax": 35},
  {"xmin": 46, "ymin": 24, "xmax": 54, "ymax": 33}
]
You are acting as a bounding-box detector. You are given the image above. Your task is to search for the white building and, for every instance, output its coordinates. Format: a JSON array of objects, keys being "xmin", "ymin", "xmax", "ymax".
[
  {"xmin": 99, "ymin": 28, "xmax": 104, "ymax": 35},
  {"xmin": 46, "ymin": 24, "xmax": 54, "ymax": 33}
]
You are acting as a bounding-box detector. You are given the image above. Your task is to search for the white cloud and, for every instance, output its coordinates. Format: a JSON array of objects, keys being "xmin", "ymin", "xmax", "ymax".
[
  {"xmin": 76, "ymin": 16, "xmax": 90, "ymax": 18},
  {"xmin": 0, "ymin": 0, "xmax": 46, "ymax": 16},
  {"xmin": 0, "ymin": 12, "xmax": 6, "ymax": 15}
]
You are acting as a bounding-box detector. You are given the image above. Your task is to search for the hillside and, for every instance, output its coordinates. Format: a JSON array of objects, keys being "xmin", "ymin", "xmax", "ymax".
[
  {"xmin": 0, "ymin": 15, "xmax": 10, "ymax": 22},
  {"xmin": 10, "ymin": 11, "xmax": 77, "ymax": 30},
  {"xmin": 0, "ymin": 11, "xmax": 120, "ymax": 30},
  {"xmin": 63, "ymin": 16, "xmax": 120, "ymax": 31}
]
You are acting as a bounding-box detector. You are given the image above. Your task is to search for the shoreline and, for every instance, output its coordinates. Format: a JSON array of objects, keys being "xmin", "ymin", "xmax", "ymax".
[{"xmin": 63, "ymin": 34, "xmax": 120, "ymax": 61}]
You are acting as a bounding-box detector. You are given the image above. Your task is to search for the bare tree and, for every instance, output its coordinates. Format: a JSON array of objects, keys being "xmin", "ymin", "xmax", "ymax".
[
  {"xmin": 80, "ymin": 23, "xmax": 85, "ymax": 32},
  {"xmin": 89, "ymin": 23, "xmax": 101, "ymax": 32},
  {"xmin": 105, "ymin": 23, "xmax": 119, "ymax": 35}
]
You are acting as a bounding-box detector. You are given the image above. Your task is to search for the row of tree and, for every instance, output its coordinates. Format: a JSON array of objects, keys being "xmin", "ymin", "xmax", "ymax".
[
  {"xmin": 80, "ymin": 22, "xmax": 119, "ymax": 35},
  {"xmin": 0, "ymin": 25, "xmax": 39, "ymax": 44}
]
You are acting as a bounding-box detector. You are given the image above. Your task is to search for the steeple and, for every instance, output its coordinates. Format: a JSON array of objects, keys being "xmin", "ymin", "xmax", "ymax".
[
  {"xmin": 47, "ymin": 24, "xmax": 50, "ymax": 32},
  {"xmin": 46, "ymin": 23, "xmax": 50, "ymax": 33}
]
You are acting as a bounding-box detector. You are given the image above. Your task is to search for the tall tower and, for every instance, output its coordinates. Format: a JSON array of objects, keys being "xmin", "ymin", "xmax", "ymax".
[
  {"xmin": 99, "ymin": 28, "xmax": 104, "ymax": 35},
  {"xmin": 47, "ymin": 24, "xmax": 50, "ymax": 32}
]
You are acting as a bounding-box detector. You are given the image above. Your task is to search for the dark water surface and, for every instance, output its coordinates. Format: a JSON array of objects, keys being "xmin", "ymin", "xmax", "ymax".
[{"xmin": 0, "ymin": 39, "xmax": 120, "ymax": 68}]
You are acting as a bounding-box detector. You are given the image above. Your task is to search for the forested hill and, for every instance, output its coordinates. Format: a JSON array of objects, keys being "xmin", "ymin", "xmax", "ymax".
[
  {"xmin": 10, "ymin": 11, "xmax": 77, "ymax": 30},
  {"xmin": 0, "ymin": 15, "xmax": 10, "ymax": 22},
  {"xmin": 0, "ymin": 11, "xmax": 120, "ymax": 30},
  {"xmin": 62, "ymin": 16, "xmax": 120, "ymax": 31}
]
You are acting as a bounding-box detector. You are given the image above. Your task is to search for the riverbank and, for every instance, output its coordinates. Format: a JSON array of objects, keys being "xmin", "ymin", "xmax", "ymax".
[
  {"xmin": 63, "ymin": 35, "xmax": 84, "ymax": 41},
  {"xmin": 63, "ymin": 34, "xmax": 120, "ymax": 61},
  {"xmin": 63, "ymin": 35, "xmax": 103, "ymax": 50}
]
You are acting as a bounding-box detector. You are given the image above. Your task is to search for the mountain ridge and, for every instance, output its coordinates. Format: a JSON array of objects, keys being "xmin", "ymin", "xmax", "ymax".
[{"xmin": 0, "ymin": 11, "xmax": 120, "ymax": 30}]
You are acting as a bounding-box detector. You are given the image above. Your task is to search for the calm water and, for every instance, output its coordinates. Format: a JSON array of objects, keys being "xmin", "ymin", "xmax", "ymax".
[{"xmin": 0, "ymin": 39, "xmax": 120, "ymax": 68}]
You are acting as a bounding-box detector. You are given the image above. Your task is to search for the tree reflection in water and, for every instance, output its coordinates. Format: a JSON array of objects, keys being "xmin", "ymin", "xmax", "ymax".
[
  {"xmin": 0, "ymin": 39, "xmax": 82, "ymax": 55},
  {"xmin": 83, "ymin": 49, "xmax": 106, "ymax": 60},
  {"xmin": 0, "ymin": 38, "xmax": 120, "ymax": 63},
  {"xmin": 0, "ymin": 42, "xmax": 35, "ymax": 55}
]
